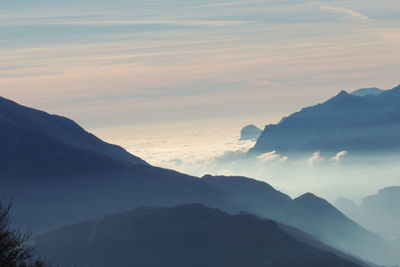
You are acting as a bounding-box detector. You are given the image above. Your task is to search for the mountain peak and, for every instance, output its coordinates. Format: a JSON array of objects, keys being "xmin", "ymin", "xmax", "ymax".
[
  {"xmin": 296, "ymin": 192, "xmax": 320, "ymax": 201},
  {"xmin": 325, "ymin": 90, "xmax": 360, "ymax": 104},
  {"xmin": 329, "ymin": 90, "xmax": 352, "ymax": 99},
  {"xmin": 294, "ymin": 193, "xmax": 335, "ymax": 211},
  {"xmin": 338, "ymin": 90, "xmax": 350, "ymax": 96}
]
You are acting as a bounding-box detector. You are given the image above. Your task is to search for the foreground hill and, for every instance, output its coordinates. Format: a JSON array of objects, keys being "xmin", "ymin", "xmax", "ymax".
[
  {"xmin": 34, "ymin": 204, "xmax": 364, "ymax": 267},
  {"xmin": 250, "ymin": 85, "xmax": 400, "ymax": 156},
  {"xmin": 202, "ymin": 175, "xmax": 399, "ymax": 266},
  {"xmin": 336, "ymin": 186, "xmax": 400, "ymax": 239}
]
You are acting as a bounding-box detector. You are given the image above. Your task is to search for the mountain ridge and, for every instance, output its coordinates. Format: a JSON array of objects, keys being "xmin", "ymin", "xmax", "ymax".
[{"xmin": 250, "ymin": 84, "xmax": 400, "ymax": 156}]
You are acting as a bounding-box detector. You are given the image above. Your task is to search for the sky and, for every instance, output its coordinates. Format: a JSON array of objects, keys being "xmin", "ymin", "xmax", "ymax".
[{"xmin": 1, "ymin": 0, "xmax": 399, "ymax": 129}]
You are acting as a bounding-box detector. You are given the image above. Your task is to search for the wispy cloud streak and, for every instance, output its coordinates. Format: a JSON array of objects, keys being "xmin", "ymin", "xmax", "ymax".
[{"xmin": 318, "ymin": 5, "xmax": 369, "ymax": 20}]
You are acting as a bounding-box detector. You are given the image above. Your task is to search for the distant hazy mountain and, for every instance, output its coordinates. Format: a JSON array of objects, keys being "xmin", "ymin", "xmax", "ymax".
[
  {"xmin": 240, "ymin": 124, "xmax": 262, "ymax": 140},
  {"xmin": 203, "ymin": 175, "xmax": 399, "ymax": 266},
  {"xmin": 0, "ymin": 96, "xmax": 241, "ymax": 232},
  {"xmin": 351, "ymin": 88, "xmax": 384, "ymax": 97},
  {"xmin": 335, "ymin": 197, "xmax": 359, "ymax": 217},
  {"xmin": 0, "ymin": 96, "xmax": 146, "ymax": 164},
  {"xmin": 250, "ymin": 85, "xmax": 400, "ymax": 156},
  {"xmin": 34, "ymin": 204, "xmax": 364, "ymax": 267},
  {"xmin": 336, "ymin": 187, "xmax": 400, "ymax": 239}
]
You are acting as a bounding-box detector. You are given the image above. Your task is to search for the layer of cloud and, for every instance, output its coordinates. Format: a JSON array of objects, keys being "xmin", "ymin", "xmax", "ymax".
[
  {"xmin": 331, "ymin": 150, "xmax": 349, "ymax": 164},
  {"xmin": 257, "ymin": 151, "xmax": 288, "ymax": 165},
  {"xmin": 308, "ymin": 152, "xmax": 324, "ymax": 166}
]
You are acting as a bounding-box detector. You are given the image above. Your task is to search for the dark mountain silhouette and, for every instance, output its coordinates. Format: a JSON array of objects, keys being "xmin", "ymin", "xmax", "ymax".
[
  {"xmin": 240, "ymin": 124, "xmax": 262, "ymax": 140},
  {"xmin": 0, "ymin": 96, "xmax": 146, "ymax": 164},
  {"xmin": 202, "ymin": 175, "xmax": 399, "ymax": 266},
  {"xmin": 0, "ymin": 96, "xmax": 241, "ymax": 233},
  {"xmin": 336, "ymin": 187, "xmax": 400, "ymax": 239},
  {"xmin": 351, "ymin": 88, "xmax": 384, "ymax": 97},
  {"xmin": 250, "ymin": 84, "xmax": 400, "ymax": 156},
  {"xmin": 34, "ymin": 204, "xmax": 364, "ymax": 267}
]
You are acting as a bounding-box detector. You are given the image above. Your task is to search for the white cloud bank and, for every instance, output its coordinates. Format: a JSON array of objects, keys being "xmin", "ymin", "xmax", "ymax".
[
  {"xmin": 257, "ymin": 151, "xmax": 288, "ymax": 165},
  {"xmin": 307, "ymin": 152, "xmax": 324, "ymax": 166},
  {"xmin": 331, "ymin": 150, "xmax": 348, "ymax": 164}
]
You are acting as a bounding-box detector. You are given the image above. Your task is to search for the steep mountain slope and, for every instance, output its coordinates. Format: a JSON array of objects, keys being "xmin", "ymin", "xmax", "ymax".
[
  {"xmin": 34, "ymin": 204, "xmax": 364, "ymax": 267},
  {"xmin": 0, "ymin": 122, "xmax": 126, "ymax": 179},
  {"xmin": 0, "ymin": 96, "xmax": 146, "ymax": 164},
  {"xmin": 250, "ymin": 85, "xmax": 400, "ymax": 155},
  {"xmin": 202, "ymin": 175, "xmax": 399, "ymax": 266}
]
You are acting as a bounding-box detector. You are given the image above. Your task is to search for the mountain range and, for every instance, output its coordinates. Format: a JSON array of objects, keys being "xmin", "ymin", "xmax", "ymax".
[
  {"xmin": 249, "ymin": 85, "xmax": 400, "ymax": 156},
  {"xmin": 0, "ymin": 96, "xmax": 398, "ymax": 266}
]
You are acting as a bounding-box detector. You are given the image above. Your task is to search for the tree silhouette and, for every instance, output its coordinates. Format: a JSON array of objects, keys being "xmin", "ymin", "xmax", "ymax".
[{"xmin": 0, "ymin": 201, "xmax": 48, "ymax": 267}]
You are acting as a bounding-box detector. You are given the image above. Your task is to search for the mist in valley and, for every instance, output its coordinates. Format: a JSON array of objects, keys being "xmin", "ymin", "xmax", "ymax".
[{"xmin": 97, "ymin": 120, "xmax": 400, "ymax": 204}]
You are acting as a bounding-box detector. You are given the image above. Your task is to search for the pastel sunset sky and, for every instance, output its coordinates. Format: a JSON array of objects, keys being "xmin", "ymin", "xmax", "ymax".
[{"xmin": 1, "ymin": 0, "xmax": 399, "ymax": 128}]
